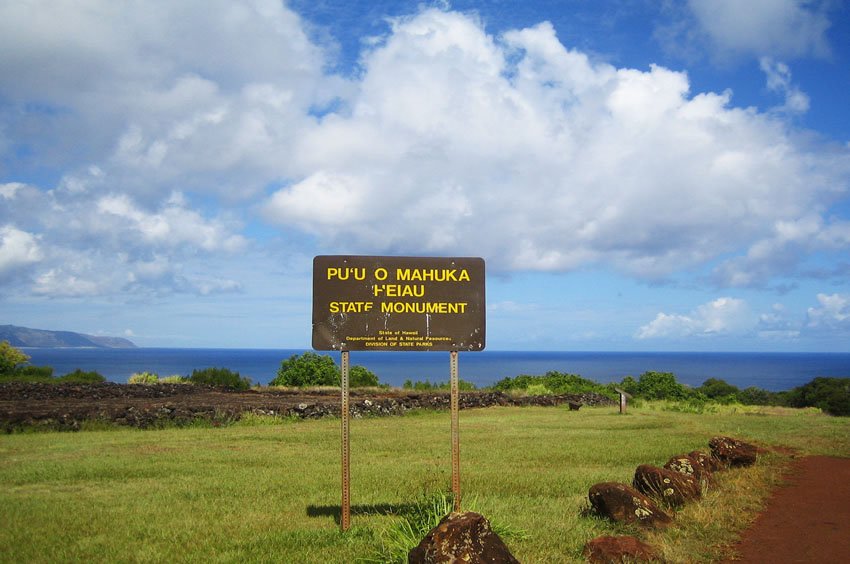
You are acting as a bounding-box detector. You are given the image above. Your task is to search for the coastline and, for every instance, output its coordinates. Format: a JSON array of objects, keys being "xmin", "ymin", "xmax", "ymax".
[{"xmin": 18, "ymin": 348, "xmax": 850, "ymax": 391}]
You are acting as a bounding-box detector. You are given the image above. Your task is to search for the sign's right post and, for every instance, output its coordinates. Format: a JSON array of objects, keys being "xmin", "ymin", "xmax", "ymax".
[{"xmin": 450, "ymin": 350, "xmax": 461, "ymax": 511}]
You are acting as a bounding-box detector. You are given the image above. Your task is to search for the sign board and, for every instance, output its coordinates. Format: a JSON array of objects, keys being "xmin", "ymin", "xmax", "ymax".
[{"xmin": 312, "ymin": 255, "xmax": 485, "ymax": 351}]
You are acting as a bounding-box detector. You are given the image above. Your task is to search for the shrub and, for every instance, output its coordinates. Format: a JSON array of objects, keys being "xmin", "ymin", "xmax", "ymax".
[
  {"xmin": 188, "ymin": 367, "xmax": 251, "ymax": 390},
  {"xmin": 128, "ymin": 372, "xmax": 159, "ymax": 384},
  {"xmin": 403, "ymin": 379, "xmax": 477, "ymax": 391},
  {"xmin": 3, "ymin": 365, "xmax": 55, "ymax": 382},
  {"xmin": 349, "ymin": 365, "xmax": 379, "ymax": 387},
  {"xmin": 492, "ymin": 371, "xmax": 612, "ymax": 397},
  {"xmin": 622, "ymin": 371, "xmax": 698, "ymax": 401},
  {"xmin": 0, "ymin": 341, "xmax": 31, "ymax": 376},
  {"xmin": 697, "ymin": 378, "xmax": 741, "ymax": 404},
  {"xmin": 783, "ymin": 377, "xmax": 850, "ymax": 416},
  {"xmin": 271, "ymin": 352, "xmax": 340, "ymax": 387},
  {"xmin": 57, "ymin": 369, "xmax": 106, "ymax": 383},
  {"xmin": 160, "ymin": 375, "xmax": 189, "ymax": 384},
  {"xmin": 737, "ymin": 386, "xmax": 780, "ymax": 406},
  {"xmin": 525, "ymin": 383, "xmax": 553, "ymax": 396}
]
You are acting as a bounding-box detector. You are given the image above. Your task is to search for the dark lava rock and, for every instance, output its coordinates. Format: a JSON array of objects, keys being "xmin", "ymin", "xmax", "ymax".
[
  {"xmin": 408, "ymin": 511, "xmax": 519, "ymax": 564},
  {"xmin": 583, "ymin": 535, "xmax": 660, "ymax": 563},
  {"xmin": 664, "ymin": 453, "xmax": 712, "ymax": 484},
  {"xmin": 633, "ymin": 464, "xmax": 701, "ymax": 507},
  {"xmin": 588, "ymin": 482, "xmax": 672, "ymax": 528},
  {"xmin": 1, "ymin": 383, "xmax": 617, "ymax": 431},
  {"xmin": 688, "ymin": 449, "xmax": 722, "ymax": 474},
  {"xmin": 709, "ymin": 436, "xmax": 760, "ymax": 468}
]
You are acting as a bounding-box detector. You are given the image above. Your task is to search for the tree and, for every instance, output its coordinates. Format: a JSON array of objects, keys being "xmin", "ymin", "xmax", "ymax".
[
  {"xmin": 271, "ymin": 352, "xmax": 340, "ymax": 387},
  {"xmin": 0, "ymin": 341, "xmax": 30, "ymax": 376},
  {"xmin": 697, "ymin": 378, "xmax": 740, "ymax": 402},
  {"xmin": 270, "ymin": 352, "xmax": 382, "ymax": 388},
  {"xmin": 349, "ymin": 365, "xmax": 379, "ymax": 387}
]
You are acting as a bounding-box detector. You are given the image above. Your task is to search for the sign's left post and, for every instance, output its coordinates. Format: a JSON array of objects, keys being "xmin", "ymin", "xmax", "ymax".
[{"xmin": 341, "ymin": 350, "xmax": 351, "ymax": 531}]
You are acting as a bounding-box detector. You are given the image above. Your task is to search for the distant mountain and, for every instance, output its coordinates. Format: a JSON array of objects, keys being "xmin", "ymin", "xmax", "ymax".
[{"xmin": 0, "ymin": 325, "xmax": 137, "ymax": 348}]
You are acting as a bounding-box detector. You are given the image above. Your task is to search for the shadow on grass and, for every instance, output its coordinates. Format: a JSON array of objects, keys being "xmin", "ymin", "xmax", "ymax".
[{"xmin": 307, "ymin": 502, "xmax": 419, "ymax": 525}]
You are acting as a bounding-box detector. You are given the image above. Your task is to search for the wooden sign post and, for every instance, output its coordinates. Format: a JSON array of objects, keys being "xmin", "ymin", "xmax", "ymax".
[{"xmin": 312, "ymin": 256, "xmax": 485, "ymax": 530}]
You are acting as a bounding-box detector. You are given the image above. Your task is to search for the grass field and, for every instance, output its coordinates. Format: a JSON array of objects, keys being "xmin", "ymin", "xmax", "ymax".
[{"xmin": 1, "ymin": 404, "xmax": 848, "ymax": 563}]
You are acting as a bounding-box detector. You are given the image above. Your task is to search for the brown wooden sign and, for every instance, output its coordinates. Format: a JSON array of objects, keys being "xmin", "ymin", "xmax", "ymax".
[{"xmin": 312, "ymin": 255, "xmax": 485, "ymax": 351}]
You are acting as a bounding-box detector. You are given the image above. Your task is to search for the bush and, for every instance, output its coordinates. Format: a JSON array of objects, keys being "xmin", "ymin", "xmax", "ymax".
[
  {"xmin": 128, "ymin": 372, "xmax": 159, "ymax": 384},
  {"xmin": 621, "ymin": 371, "xmax": 698, "ymax": 401},
  {"xmin": 737, "ymin": 386, "xmax": 780, "ymax": 406},
  {"xmin": 160, "ymin": 375, "xmax": 189, "ymax": 384},
  {"xmin": 492, "ymin": 371, "xmax": 612, "ymax": 397},
  {"xmin": 271, "ymin": 352, "xmax": 340, "ymax": 387},
  {"xmin": 57, "ymin": 369, "xmax": 106, "ymax": 383},
  {"xmin": 349, "ymin": 365, "xmax": 379, "ymax": 387},
  {"xmin": 402, "ymin": 379, "xmax": 477, "ymax": 391},
  {"xmin": 188, "ymin": 367, "xmax": 251, "ymax": 390},
  {"xmin": 783, "ymin": 377, "xmax": 850, "ymax": 416},
  {"xmin": 0, "ymin": 341, "xmax": 31, "ymax": 376},
  {"xmin": 525, "ymin": 383, "xmax": 553, "ymax": 396},
  {"xmin": 697, "ymin": 378, "xmax": 741, "ymax": 403},
  {"xmin": 1, "ymin": 365, "xmax": 55, "ymax": 382}
]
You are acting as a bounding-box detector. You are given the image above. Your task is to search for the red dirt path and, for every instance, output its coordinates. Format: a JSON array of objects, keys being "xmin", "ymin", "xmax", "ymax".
[{"xmin": 722, "ymin": 455, "xmax": 850, "ymax": 563}]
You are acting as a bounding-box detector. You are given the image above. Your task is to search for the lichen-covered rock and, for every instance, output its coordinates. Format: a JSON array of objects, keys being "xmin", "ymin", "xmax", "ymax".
[
  {"xmin": 408, "ymin": 511, "xmax": 519, "ymax": 564},
  {"xmin": 709, "ymin": 436, "xmax": 759, "ymax": 468},
  {"xmin": 688, "ymin": 449, "xmax": 722, "ymax": 474},
  {"xmin": 633, "ymin": 464, "xmax": 701, "ymax": 507},
  {"xmin": 664, "ymin": 453, "xmax": 713, "ymax": 484},
  {"xmin": 588, "ymin": 482, "xmax": 672, "ymax": 528},
  {"xmin": 583, "ymin": 535, "xmax": 660, "ymax": 563}
]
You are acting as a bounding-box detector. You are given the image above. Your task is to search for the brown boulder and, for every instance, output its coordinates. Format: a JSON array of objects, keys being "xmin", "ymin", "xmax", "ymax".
[
  {"xmin": 583, "ymin": 535, "xmax": 660, "ymax": 563},
  {"xmin": 709, "ymin": 436, "xmax": 759, "ymax": 468},
  {"xmin": 688, "ymin": 449, "xmax": 722, "ymax": 473},
  {"xmin": 664, "ymin": 453, "xmax": 712, "ymax": 484},
  {"xmin": 633, "ymin": 464, "xmax": 701, "ymax": 507},
  {"xmin": 588, "ymin": 482, "xmax": 672, "ymax": 528},
  {"xmin": 408, "ymin": 511, "xmax": 519, "ymax": 563}
]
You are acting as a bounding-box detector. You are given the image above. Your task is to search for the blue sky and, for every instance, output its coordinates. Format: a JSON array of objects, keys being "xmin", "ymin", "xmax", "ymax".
[{"xmin": 1, "ymin": 0, "xmax": 849, "ymax": 351}]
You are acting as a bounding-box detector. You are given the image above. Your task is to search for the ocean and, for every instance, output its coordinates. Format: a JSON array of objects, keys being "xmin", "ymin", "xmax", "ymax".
[{"xmin": 20, "ymin": 348, "xmax": 850, "ymax": 391}]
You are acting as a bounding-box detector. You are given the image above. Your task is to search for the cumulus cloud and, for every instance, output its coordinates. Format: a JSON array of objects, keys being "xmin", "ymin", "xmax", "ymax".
[
  {"xmin": 0, "ymin": 226, "xmax": 43, "ymax": 280},
  {"xmin": 682, "ymin": 0, "xmax": 832, "ymax": 60},
  {"xmin": 2, "ymin": 3, "xmax": 850, "ymax": 304},
  {"xmin": 0, "ymin": 0, "xmax": 340, "ymax": 196},
  {"xmin": 759, "ymin": 57, "xmax": 810, "ymax": 114},
  {"xmin": 264, "ymin": 9, "xmax": 850, "ymax": 277},
  {"xmin": 806, "ymin": 293, "xmax": 850, "ymax": 331},
  {"xmin": 636, "ymin": 297, "xmax": 754, "ymax": 339}
]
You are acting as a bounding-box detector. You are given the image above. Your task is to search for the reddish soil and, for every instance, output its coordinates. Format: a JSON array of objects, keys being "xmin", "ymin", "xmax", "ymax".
[{"xmin": 723, "ymin": 455, "xmax": 850, "ymax": 563}]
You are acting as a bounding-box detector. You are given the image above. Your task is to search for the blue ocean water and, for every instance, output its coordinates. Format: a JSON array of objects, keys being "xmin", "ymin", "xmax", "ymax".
[{"xmin": 20, "ymin": 348, "xmax": 850, "ymax": 391}]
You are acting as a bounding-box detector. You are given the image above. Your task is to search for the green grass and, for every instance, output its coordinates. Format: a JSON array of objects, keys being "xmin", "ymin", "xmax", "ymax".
[{"xmin": 1, "ymin": 404, "xmax": 848, "ymax": 563}]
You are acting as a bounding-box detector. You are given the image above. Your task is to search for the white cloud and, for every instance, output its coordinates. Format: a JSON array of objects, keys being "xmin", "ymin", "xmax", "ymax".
[
  {"xmin": 685, "ymin": 0, "xmax": 832, "ymax": 60},
  {"xmin": 0, "ymin": 0, "xmax": 339, "ymax": 195},
  {"xmin": 0, "ymin": 226, "xmax": 43, "ymax": 279},
  {"xmin": 96, "ymin": 192, "xmax": 247, "ymax": 253},
  {"xmin": 2, "ymin": 4, "xmax": 850, "ymax": 304},
  {"xmin": 714, "ymin": 215, "xmax": 850, "ymax": 287},
  {"xmin": 759, "ymin": 57, "xmax": 809, "ymax": 114},
  {"xmin": 636, "ymin": 297, "xmax": 754, "ymax": 339},
  {"xmin": 806, "ymin": 293, "xmax": 850, "ymax": 330},
  {"xmin": 263, "ymin": 9, "xmax": 850, "ymax": 277},
  {"xmin": 0, "ymin": 182, "xmax": 25, "ymax": 199}
]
